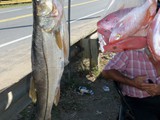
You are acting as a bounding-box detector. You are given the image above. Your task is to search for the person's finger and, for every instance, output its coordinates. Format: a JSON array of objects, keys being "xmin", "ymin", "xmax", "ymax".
[
  {"xmin": 146, "ymin": 90, "xmax": 152, "ymax": 96},
  {"xmin": 141, "ymin": 84, "xmax": 156, "ymax": 89},
  {"xmin": 146, "ymin": 90, "xmax": 156, "ymax": 96}
]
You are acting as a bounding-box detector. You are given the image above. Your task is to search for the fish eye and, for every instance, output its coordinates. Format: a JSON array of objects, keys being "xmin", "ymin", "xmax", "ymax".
[{"xmin": 115, "ymin": 34, "xmax": 121, "ymax": 40}]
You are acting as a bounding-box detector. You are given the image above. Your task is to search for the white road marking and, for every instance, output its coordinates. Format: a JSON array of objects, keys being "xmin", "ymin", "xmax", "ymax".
[
  {"xmin": 70, "ymin": 9, "xmax": 104, "ymax": 23},
  {"xmin": 0, "ymin": 35, "xmax": 32, "ymax": 48}
]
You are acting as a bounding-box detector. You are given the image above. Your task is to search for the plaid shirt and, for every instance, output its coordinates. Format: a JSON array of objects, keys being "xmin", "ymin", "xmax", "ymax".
[{"xmin": 104, "ymin": 50, "xmax": 160, "ymax": 98}]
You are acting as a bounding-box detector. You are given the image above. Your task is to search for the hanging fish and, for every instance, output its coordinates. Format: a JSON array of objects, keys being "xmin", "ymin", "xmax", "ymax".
[
  {"xmin": 97, "ymin": 8, "xmax": 133, "ymax": 52},
  {"xmin": 103, "ymin": 36, "xmax": 147, "ymax": 53},
  {"xmin": 147, "ymin": 8, "xmax": 160, "ymax": 61},
  {"xmin": 31, "ymin": 0, "xmax": 69, "ymax": 120},
  {"xmin": 109, "ymin": 0, "xmax": 157, "ymax": 44},
  {"xmin": 97, "ymin": 8, "xmax": 133, "ymax": 44}
]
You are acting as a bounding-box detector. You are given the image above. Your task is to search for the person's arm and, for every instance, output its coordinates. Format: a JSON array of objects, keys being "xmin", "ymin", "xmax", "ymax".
[
  {"xmin": 103, "ymin": 68, "xmax": 160, "ymax": 96},
  {"xmin": 102, "ymin": 69, "xmax": 146, "ymax": 90}
]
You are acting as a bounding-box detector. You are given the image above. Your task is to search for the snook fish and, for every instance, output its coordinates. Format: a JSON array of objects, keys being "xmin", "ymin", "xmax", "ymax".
[
  {"xmin": 147, "ymin": 8, "xmax": 160, "ymax": 61},
  {"xmin": 109, "ymin": 0, "xmax": 157, "ymax": 44},
  {"xmin": 31, "ymin": 0, "xmax": 69, "ymax": 119}
]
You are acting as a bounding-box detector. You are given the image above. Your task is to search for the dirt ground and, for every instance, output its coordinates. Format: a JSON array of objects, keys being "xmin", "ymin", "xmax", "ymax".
[{"xmin": 13, "ymin": 52, "xmax": 120, "ymax": 120}]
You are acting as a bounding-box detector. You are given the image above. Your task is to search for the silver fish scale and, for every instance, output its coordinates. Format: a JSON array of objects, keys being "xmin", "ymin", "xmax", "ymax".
[
  {"xmin": 42, "ymin": 29, "xmax": 64, "ymax": 102},
  {"xmin": 39, "ymin": 16, "xmax": 56, "ymax": 32}
]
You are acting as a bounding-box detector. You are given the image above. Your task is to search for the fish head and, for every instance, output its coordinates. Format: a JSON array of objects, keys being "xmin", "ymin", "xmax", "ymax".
[
  {"xmin": 97, "ymin": 17, "xmax": 118, "ymax": 31},
  {"xmin": 109, "ymin": 17, "xmax": 129, "ymax": 43},
  {"xmin": 37, "ymin": 0, "xmax": 53, "ymax": 16},
  {"xmin": 37, "ymin": 0, "xmax": 63, "ymax": 32},
  {"xmin": 97, "ymin": 28, "xmax": 111, "ymax": 44}
]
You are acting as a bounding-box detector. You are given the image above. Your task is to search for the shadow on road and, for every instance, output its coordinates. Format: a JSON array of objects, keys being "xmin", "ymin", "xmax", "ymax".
[{"xmin": 0, "ymin": 25, "xmax": 32, "ymax": 31}]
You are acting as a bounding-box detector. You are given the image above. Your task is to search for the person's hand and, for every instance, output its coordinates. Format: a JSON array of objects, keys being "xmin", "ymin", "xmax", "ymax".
[
  {"xmin": 141, "ymin": 83, "xmax": 160, "ymax": 96},
  {"xmin": 133, "ymin": 75, "xmax": 147, "ymax": 90}
]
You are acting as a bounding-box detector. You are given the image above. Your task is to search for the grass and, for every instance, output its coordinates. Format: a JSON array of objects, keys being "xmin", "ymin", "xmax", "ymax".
[
  {"xmin": 91, "ymin": 66, "xmax": 101, "ymax": 77},
  {"xmin": 0, "ymin": 3, "xmax": 31, "ymax": 8},
  {"xmin": 0, "ymin": 0, "xmax": 31, "ymax": 8},
  {"xmin": 0, "ymin": 0, "xmax": 31, "ymax": 5}
]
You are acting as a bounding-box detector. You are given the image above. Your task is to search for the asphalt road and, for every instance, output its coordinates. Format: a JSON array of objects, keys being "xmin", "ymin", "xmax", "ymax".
[{"xmin": 0, "ymin": 0, "xmax": 107, "ymax": 90}]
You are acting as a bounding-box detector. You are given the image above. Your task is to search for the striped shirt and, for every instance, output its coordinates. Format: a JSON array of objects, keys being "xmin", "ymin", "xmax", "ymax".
[{"xmin": 104, "ymin": 50, "xmax": 160, "ymax": 98}]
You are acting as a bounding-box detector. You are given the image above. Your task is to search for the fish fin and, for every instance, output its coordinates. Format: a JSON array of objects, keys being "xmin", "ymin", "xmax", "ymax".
[
  {"xmin": 63, "ymin": 40, "xmax": 67, "ymax": 57},
  {"xmin": 149, "ymin": 4, "xmax": 156, "ymax": 16},
  {"xmin": 53, "ymin": 86, "xmax": 60, "ymax": 106},
  {"xmin": 145, "ymin": 11, "xmax": 153, "ymax": 24},
  {"xmin": 55, "ymin": 30, "xmax": 63, "ymax": 50},
  {"xmin": 29, "ymin": 77, "xmax": 37, "ymax": 103},
  {"xmin": 52, "ymin": 3, "xmax": 59, "ymax": 17},
  {"xmin": 141, "ymin": 24, "xmax": 149, "ymax": 29},
  {"xmin": 63, "ymin": 40, "xmax": 69, "ymax": 66},
  {"xmin": 144, "ymin": 2, "xmax": 157, "ymax": 24}
]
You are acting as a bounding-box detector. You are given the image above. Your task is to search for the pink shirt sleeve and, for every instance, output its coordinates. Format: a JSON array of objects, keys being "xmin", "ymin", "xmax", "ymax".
[{"xmin": 104, "ymin": 51, "xmax": 129, "ymax": 73}]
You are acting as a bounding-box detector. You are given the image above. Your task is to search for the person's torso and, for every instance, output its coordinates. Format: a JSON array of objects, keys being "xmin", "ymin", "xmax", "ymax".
[{"xmin": 121, "ymin": 50, "xmax": 160, "ymax": 98}]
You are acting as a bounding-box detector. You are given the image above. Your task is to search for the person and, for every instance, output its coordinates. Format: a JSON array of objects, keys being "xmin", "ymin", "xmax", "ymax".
[{"xmin": 102, "ymin": 48, "xmax": 160, "ymax": 120}]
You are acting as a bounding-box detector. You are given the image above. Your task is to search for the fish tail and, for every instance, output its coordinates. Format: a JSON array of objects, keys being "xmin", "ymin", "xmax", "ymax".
[
  {"xmin": 53, "ymin": 86, "xmax": 61, "ymax": 106},
  {"xmin": 52, "ymin": 3, "xmax": 59, "ymax": 17},
  {"xmin": 63, "ymin": 40, "xmax": 68, "ymax": 58},
  {"xmin": 142, "ymin": 1, "xmax": 157, "ymax": 26},
  {"xmin": 148, "ymin": 0, "xmax": 156, "ymax": 4},
  {"xmin": 29, "ymin": 77, "xmax": 37, "ymax": 103},
  {"xmin": 149, "ymin": 0, "xmax": 157, "ymax": 15},
  {"xmin": 55, "ymin": 30, "xmax": 63, "ymax": 49}
]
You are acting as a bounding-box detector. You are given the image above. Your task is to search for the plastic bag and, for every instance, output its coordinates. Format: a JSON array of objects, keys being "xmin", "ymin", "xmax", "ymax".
[{"xmin": 97, "ymin": 0, "xmax": 157, "ymax": 53}]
